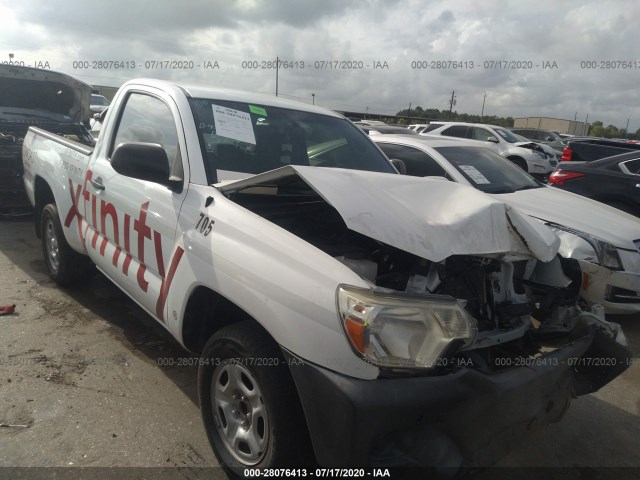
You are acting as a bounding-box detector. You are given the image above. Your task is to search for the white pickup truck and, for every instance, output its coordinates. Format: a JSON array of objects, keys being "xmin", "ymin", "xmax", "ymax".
[{"xmin": 22, "ymin": 78, "xmax": 631, "ymax": 475}]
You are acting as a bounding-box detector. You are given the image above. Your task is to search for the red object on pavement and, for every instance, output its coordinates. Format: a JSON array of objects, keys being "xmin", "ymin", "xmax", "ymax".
[{"xmin": 0, "ymin": 304, "xmax": 16, "ymax": 315}]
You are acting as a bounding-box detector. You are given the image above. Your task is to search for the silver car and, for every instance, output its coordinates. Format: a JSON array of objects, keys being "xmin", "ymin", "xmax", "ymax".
[{"xmin": 422, "ymin": 121, "xmax": 556, "ymax": 176}]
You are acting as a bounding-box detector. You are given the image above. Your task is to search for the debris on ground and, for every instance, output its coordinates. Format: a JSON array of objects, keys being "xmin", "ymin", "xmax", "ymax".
[{"xmin": 0, "ymin": 304, "xmax": 16, "ymax": 315}]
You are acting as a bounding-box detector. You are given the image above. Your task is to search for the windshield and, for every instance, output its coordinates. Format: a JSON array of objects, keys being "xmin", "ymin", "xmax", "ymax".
[
  {"xmin": 512, "ymin": 133, "xmax": 531, "ymax": 143},
  {"xmin": 91, "ymin": 95, "xmax": 110, "ymax": 106},
  {"xmin": 434, "ymin": 146, "xmax": 541, "ymax": 193},
  {"xmin": 189, "ymin": 98, "xmax": 395, "ymax": 183},
  {"xmin": 493, "ymin": 128, "xmax": 522, "ymax": 144}
]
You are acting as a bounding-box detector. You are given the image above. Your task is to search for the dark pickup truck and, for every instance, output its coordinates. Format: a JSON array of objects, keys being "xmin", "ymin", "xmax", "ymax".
[
  {"xmin": 562, "ymin": 137, "xmax": 640, "ymax": 162},
  {"xmin": 0, "ymin": 64, "xmax": 93, "ymax": 216}
]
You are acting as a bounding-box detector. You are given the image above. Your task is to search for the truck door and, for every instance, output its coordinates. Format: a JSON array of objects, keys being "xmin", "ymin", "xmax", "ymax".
[{"xmin": 83, "ymin": 89, "xmax": 189, "ymax": 323}]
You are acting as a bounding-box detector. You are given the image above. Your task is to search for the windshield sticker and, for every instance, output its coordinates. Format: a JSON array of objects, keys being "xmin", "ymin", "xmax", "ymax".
[
  {"xmin": 211, "ymin": 104, "xmax": 256, "ymax": 145},
  {"xmin": 249, "ymin": 105, "xmax": 267, "ymax": 117},
  {"xmin": 458, "ymin": 165, "xmax": 490, "ymax": 184}
]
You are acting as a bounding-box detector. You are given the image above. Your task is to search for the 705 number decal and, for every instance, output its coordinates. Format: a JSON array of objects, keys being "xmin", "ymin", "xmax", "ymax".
[{"xmin": 195, "ymin": 213, "xmax": 214, "ymax": 236}]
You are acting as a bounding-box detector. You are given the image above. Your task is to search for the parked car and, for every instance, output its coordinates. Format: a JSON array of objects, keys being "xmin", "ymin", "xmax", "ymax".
[
  {"xmin": 511, "ymin": 132, "xmax": 560, "ymax": 162},
  {"xmin": 422, "ymin": 122, "xmax": 556, "ymax": 177},
  {"xmin": 352, "ymin": 119, "xmax": 386, "ymax": 126},
  {"xmin": 360, "ymin": 125, "xmax": 419, "ymax": 135},
  {"xmin": 373, "ymin": 134, "xmax": 640, "ymax": 314},
  {"xmin": 89, "ymin": 94, "xmax": 111, "ymax": 114},
  {"xmin": 549, "ymin": 151, "xmax": 640, "ymax": 216},
  {"xmin": 22, "ymin": 78, "xmax": 630, "ymax": 473},
  {"xmin": 561, "ymin": 137, "xmax": 640, "ymax": 162},
  {"xmin": 510, "ymin": 128, "xmax": 567, "ymax": 153}
]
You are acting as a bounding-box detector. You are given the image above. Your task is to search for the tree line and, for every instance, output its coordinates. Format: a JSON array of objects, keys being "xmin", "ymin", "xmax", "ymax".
[{"xmin": 395, "ymin": 106, "xmax": 514, "ymax": 127}]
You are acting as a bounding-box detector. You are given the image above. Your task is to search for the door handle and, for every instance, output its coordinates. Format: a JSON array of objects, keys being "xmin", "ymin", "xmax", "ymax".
[{"xmin": 90, "ymin": 177, "xmax": 105, "ymax": 190}]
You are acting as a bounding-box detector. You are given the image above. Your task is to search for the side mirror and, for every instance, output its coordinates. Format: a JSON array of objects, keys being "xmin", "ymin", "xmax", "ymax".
[
  {"xmin": 486, "ymin": 136, "xmax": 499, "ymax": 143},
  {"xmin": 390, "ymin": 158, "xmax": 407, "ymax": 175},
  {"xmin": 111, "ymin": 142, "xmax": 175, "ymax": 188}
]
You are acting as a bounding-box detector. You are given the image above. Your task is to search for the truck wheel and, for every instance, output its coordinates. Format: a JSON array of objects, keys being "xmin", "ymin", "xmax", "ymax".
[
  {"xmin": 198, "ymin": 321, "xmax": 312, "ymax": 477},
  {"xmin": 41, "ymin": 203, "xmax": 91, "ymax": 285}
]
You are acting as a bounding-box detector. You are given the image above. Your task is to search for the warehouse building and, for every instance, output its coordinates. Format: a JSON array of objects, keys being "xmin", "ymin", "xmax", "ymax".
[{"xmin": 513, "ymin": 117, "xmax": 589, "ymax": 135}]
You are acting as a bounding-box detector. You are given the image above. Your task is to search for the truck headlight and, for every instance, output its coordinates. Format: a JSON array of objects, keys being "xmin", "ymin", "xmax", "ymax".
[
  {"xmin": 337, "ymin": 286, "xmax": 477, "ymax": 369},
  {"xmin": 547, "ymin": 223, "xmax": 623, "ymax": 270}
]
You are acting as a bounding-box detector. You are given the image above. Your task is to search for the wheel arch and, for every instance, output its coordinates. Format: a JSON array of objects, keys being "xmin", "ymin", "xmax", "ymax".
[
  {"xmin": 506, "ymin": 155, "xmax": 529, "ymax": 171},
  {"xmin": 181, "ymin": 285, "xmax": 260, "ymax": 354}
]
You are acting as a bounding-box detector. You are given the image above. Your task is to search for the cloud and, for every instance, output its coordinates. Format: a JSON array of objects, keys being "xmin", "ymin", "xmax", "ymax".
[{"xmin": 1, "ymin": 0, "xmax": 639, "ymax": 130}]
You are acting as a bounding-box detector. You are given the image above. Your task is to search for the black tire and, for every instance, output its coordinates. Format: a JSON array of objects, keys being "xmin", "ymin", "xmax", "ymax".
[
  {"xmin": 40, "ymin": 203, "xmax": 91, "ymax": 285},
  {"xmin": 198, "ymin": 321, "xmax": 313, "ymax": 478},
  {"xmin": 509, "ymin": 157, "xmax": 528, "ymax": 171}
]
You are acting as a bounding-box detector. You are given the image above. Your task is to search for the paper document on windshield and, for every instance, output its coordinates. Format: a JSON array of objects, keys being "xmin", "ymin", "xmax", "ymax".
[
  {"xmin": 458, "ymin": 165, "xmax": 490, "ymax": 184},
  {"xmin": 212, "ymin": 104, "xmax": 256, "ymax": 145}
]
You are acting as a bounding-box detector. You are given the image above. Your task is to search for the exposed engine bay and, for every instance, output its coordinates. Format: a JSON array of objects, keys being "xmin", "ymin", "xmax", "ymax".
[{"xmin": 226, "ymin": 174, "xmax": 630, "ymax": 393}]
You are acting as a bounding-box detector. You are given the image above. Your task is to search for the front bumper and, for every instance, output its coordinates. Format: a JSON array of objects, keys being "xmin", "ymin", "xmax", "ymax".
[
  {"xmin": 0, "ymin": 139, "xmax": 31, "ymax": 216},
  {"xmin": 285, "ymin": 327, "xmax": 630, "ymax": 470},
  {"xmin": 579, "ymin": 260, "xmax": 640, "ymax": 314}
]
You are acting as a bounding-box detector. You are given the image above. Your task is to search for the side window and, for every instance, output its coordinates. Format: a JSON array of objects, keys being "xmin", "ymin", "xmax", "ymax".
[
  {"xmin": 527, "ymin": 131, "xmax": 542, "ymax": 140},
  {"xmin": 441, "ymin": 125, "xmax": 469, "ymax": 138},
  {"xmin": 533, "ymin": 131, "xmax": 546, "ymax": 140},
  {"xmin": 377, "ymin": 143, "xmax": 449, "ymax": 178},
  {"xmin": 110, "ymin": 93, "xmax": 180, "ymax": 171},
  {"xmin": 620, "ymin": 159, "xmax": 640, "ymax": 175},
  {"xmin": 470, "ymin": 127, "xmax": 494, "ymax": 141},
  {"xmin": 423, "ymin": 123, "xmax": 443, "ymax": 133}
]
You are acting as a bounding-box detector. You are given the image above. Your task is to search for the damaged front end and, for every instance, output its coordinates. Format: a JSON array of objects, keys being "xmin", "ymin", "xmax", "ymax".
[
  {"xmin": 221, "ymin": 166, "xmax": 631, "ymax": 394},
  {"xmin": 221, "ymin": 167, "xmax": 631, "ymax": 467},
  {"xmin": 0, "ymin": 130, "xmax": 29, "ymax": 216}
]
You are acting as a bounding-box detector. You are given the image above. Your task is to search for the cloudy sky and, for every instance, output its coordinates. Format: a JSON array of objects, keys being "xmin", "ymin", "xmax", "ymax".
[{"xmin": 1, "ymin": 0, "xmax": 639, "ymax": 130}]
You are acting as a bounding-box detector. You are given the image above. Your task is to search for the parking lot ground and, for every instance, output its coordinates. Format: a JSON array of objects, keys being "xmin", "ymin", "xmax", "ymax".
[{"xmin": 1, "ymin": 218, "xmax": 639, "ymax": 480}]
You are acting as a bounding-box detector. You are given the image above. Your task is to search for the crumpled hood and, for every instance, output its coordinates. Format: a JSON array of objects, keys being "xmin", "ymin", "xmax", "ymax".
[
  {"xmin": 0, "ymin": 64, "xmax": 91, "ymax": 124},
  {"xmin": 220, "ymin": 166, "xmax": 560, "ymax": 262},
  {"xmin": 514, "ymin": 141, "xmax": 538, "ymax": 149},
  {"xmin": 495, "ymin": 186, "xmax": 640, "ymax": 249}
]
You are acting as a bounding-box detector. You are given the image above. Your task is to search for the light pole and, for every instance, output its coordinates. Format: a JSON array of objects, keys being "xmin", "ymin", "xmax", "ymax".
[
  {"xmin": 481, "ymin": 93, "xmax": 486, "ymax": 120},
  {"xmin": 448, "ymin": 91, "xmax": 456, "ymax": 119},
  {"xmin": 275, "ymin": 56, "xmax": 279, "ymax": 96},
  {"xmin": 312, "ymin": 93, "xmax": 315, "ymax": 105}
]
